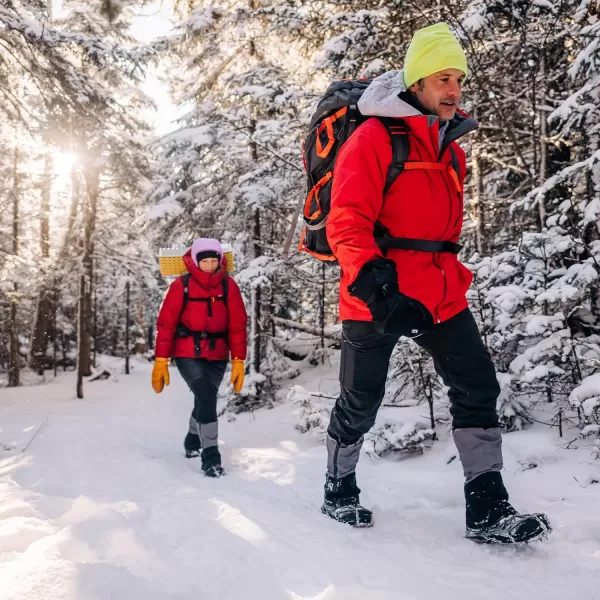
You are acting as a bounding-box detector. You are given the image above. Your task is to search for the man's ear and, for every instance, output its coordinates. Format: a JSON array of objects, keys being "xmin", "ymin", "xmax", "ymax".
[{"xmin": 408, "ymin": 79, "xmax": 424, "ymax": 93}]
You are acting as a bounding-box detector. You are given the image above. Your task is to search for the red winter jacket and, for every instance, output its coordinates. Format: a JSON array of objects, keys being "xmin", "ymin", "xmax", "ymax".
[
  {"xmin": 155, "ymin": 251, "xmax": 247, "ymax": 360},
  {"xmin": 327, "ymin": 72, "xmax": 478, "ymax": 324}
]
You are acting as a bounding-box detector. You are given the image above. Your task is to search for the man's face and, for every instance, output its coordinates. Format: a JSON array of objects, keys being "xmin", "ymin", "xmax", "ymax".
[{"xmin": 408, "ymin": 69, "xmax": 465, "ymax": 121}]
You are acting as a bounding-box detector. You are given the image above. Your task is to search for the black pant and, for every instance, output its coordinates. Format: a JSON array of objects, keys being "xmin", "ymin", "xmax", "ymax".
[
  {"xmin": 175, "ymin": 358, "xmax": 227, "ymax": 424},
  {"xmin": 328, "ymin": 308, "xmax": 500, "ymax": 443}
]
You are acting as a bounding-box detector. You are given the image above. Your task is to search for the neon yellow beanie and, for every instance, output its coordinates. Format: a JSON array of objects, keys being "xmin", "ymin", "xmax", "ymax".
[{"xmin": 403, "ymin": 23, "xmax": 468, "ymax": 89}]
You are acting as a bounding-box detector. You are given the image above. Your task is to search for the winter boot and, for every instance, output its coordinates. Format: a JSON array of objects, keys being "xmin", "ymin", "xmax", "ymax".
[
  {"xmin": 184, "ymin": 432, "xmax": 201, "ymax": 458},
  {"xmin": 321, "ymin": 472, "xmax": 373, "ymax": 527},
  {"xmin": 184, "ymin": 415, "xmax": 201, "ymax": 458},
  {"xmin": 465, "ymin": 471, "xmax": 551, "ymax": 544},
  {"xmin": 197, "ymin": 421, "xmax": 223, "ymax": 476},
  {"xmin": 322, "ymin": 432, "xmax": 372, "ymax": 527},
  {"xmin": 201, "ymin": 446, "xmax": 224, "ymax": 478}
]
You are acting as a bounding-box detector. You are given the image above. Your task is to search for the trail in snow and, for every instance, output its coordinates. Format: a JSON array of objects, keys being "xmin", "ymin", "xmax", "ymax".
[{"xmin": 1, "ymin": 357, "xmax": 599, "ymax": 599}]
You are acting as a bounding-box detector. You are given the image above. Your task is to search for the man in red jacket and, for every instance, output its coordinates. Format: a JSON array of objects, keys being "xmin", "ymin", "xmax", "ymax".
[
  {"xmin": 152, "ymin": 238, "xmax": 247, "ymax": 477},
  {"xmin": 322, "ymin": 23, "xmax": 550, "ymax": 544}
]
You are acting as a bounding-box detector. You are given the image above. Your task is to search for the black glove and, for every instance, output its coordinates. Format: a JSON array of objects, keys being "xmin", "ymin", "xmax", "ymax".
[
  {"xmin": 347, "ymin": 258, "xmax": 399, "ymax": 322},
  {"xmin": 348, "ymin": 258, "xmax": 433, "ymax": 337},
  {"xmin": 383, "ymin": 293, "xmax": 433, "ymax": 337}
]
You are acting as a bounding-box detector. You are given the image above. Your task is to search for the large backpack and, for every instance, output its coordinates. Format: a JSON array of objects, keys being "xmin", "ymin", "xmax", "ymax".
[{"xmin": 282, "ymin": 79, "xmax": 463, "ymax": 262}]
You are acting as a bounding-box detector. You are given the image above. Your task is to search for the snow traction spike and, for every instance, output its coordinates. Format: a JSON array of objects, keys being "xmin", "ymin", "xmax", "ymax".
[
  {"xmin": 204, "ymin": 465, "xmax": 225, "ymax": 478},
  {"xmin": 321, "ymin": 503, "xmax": 373, "ymax": 528},
  {"xmin": 466, "ymin": 513, "xmax": 552, "ymax": 545}
]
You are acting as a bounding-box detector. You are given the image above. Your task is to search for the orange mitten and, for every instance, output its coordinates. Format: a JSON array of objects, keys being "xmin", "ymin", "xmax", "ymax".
[
  {"xmin": 230, "ymin": 359, "xmax": 245, "ymax": 394},
  {"xmin": 152, "ymin": 357, "xmax": 170, "ymax": 394}
]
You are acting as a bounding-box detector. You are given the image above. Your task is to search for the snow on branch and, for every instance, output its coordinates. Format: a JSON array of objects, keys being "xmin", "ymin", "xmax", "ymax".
[
  {"xmin": 272, "ymin": 316, "xmax": 341, "ymax": 339},
  {"xmin": 514, "ymin": 150, "xmax": 600, "ymax": 212}
]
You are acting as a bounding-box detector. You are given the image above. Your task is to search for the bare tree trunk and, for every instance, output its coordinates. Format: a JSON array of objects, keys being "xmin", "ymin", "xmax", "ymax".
[
  {"xmin": 8, "ymin": 145, "xmax": 21, "ymax": 387},
  {"xmin": 135, "ymin": 302, "xmax": 147, "ymax": 354},
  {"xmin": 58, "ymin": 163, "xmax": 81, "ymax": 261},
  {"xmin": 320, "ymin": 263, "xmax": 326, "ymax": 360},
  {"xmin": 30, "ymin": 294, "xmax": 53, "ymax": 375},
  {"xmin": 112, "ymin": 321, "xmax": 118, "ymax": 356},
  {"xmin": 252, "ymin": 207, "xmax": 262, "ymax": 375},
  {"xmin": 471, "ymin": 101, "xmax": 487, "ymax": 254},
  {"xmin": 147, "ymin": 325, "xmax": 154, "ymax": 352},
  {"xmin": 93, "ymin": 277, "xmax": 97, "ymax": 367},
  {"xmin": 53, "ymin": 290, "xmax": 58, "ymax": 377},
  {"xmin": 41, "ymin": 153, "xmax": 52, "ymax": 258},
  {"xmin": 62, "ymin": 333, "xmax": 67, "ymax": 372},
  {"xmin": 472, "ymin": 149, "xmax": 486, "ymax": 253},
  {"xmin": 586, "ymin": 179, "xmax": 600, "ymax": 324},
  {"xmin": 76, "ymin": 274, "xmax": 85, "ymax": 398},
  {"xmin": 125, "ymin": 281, "xmax": 130, "ymax": 375},
  {"xmin": 247, "ymin": 37, "xmax": 263, "ymax": 374},
  {"xmin": 538, "ymin": 50, "xmax": 548, "ymax": 228},
  {"xmin": 531, "ymin": 50, "xmax": 548, "ymax": 230},
  {"xmin": 8, "ymin": 299, "xmax": 20, "ymax": 387},
  {"xmin": 418, "ymin": 356, "xmax": 436, "ymax": 439},
  {"xmin": 245, "ymin": 0, "xmax": 264, "ymax": 387},
  {"xmin": 30, "ymin": 153, "xmax": 54, "ymax": 374},
  {"xmin": 79, "ymin": 165, "xmax": 100, "ymax": 377}
]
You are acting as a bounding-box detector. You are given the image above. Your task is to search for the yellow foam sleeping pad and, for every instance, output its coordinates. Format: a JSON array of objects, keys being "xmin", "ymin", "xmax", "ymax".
[{"xmin": 159, "ymin": 246, "xmax": 235, "ymax": 277}]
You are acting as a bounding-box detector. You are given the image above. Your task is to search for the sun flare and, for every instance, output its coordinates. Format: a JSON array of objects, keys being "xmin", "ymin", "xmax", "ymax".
[{"xmin": 53, "ymin": 151, "xmax": 76, "ymax": 177}]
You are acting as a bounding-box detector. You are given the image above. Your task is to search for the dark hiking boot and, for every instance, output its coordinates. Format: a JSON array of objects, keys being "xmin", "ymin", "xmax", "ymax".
[
  {"xmin": 184, "ymin": 432, "xmax": 201, "ymax": 458},
  {"xmin": 201, "ymin": 446, "xmax": 225, "ymax": 478},
  {"xmin": 465, "ymin": 471, "xmax": 551, "ymax": 544},
  {"xmin": 321, "ymin": 472, "xmax": 373, "ymax": 528}
]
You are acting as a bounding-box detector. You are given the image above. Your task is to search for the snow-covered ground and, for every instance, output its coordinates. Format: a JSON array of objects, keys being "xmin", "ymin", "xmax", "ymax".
[{"xmin": 1, "ymin": 357, "xmax": 600, "ymax": 600}]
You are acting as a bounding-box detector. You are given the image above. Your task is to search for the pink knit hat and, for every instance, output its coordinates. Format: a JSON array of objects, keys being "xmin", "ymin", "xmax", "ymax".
[{"xmin": 191, "ymin": 238, "xmax": 223, "ymax": 267}]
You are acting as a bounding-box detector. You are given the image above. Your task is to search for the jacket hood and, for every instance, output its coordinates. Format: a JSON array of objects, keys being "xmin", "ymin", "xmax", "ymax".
[
  {"xmin": 357, "ymin": 70, "xmax": 423, "ymax": 119},
  {"xmin": 182, "ymin": 249, "xmax": 226, "ymax": 289}
]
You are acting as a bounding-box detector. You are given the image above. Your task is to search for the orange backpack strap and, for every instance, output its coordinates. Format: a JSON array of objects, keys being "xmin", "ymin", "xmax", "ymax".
[
  {"xmin": 380, "ymin": 116, "xmax": 462, "ymax": 194},
  {"xmin": 404, "ymin": 160, "xmax": 462, "ymax": 192}
]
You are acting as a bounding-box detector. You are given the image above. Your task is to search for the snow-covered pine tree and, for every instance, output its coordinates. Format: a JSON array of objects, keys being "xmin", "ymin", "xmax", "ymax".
[{"xmin": 0, "ymin": 1, "xmax": 153, "ymax": 391}]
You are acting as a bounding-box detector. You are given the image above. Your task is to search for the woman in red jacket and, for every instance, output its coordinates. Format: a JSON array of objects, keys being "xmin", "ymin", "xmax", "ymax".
[{"xmin": 151, "ymin": 238, "xmax": 248, "ymax": 477}]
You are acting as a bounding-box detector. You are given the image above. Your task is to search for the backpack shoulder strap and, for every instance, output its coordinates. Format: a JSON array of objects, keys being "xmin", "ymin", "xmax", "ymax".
[
  {"xmin": 222, "ymin": 276, "xmax": 229, "ymax": 304},
  {"xmin": 179, "ymin": 273, "xmax": 191, "ymax": 321},
  {"xmin": 378, "ymin": 117, "xmax": 410, "ymax": 194},
  {"xmin": 450, "ymin": 145, "xmax": 460, "ymax": 179}
]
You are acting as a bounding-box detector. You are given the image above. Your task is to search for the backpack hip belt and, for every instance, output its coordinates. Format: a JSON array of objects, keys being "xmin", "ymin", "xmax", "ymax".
[{"xmin": 175, "ymin": 325, "xmax": 228, "ymax": 357}]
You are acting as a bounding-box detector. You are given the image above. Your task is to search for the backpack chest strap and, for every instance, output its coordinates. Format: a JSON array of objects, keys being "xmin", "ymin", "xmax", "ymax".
[
  {"xmin": 403, "ymin": 161, "xmax": 462, "ymax": 192},
  {"xmin": 186, "ymin": 295, "xmax": 225, "ymax": 317}
]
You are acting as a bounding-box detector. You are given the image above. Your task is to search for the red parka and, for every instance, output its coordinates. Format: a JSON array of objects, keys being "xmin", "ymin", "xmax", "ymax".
[
  {"xmin": 155, "ymin": 251, "xmax": 247, "ymax": 360},
  {"xmin": 327, "ymin": 71, "xmax": 478, "ymax": 324}
]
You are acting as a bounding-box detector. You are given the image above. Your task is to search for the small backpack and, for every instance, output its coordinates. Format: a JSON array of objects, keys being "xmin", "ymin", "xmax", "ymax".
[{"xmin": 282, "ymin": 79, "xmax": 463, "ymax": 262}]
